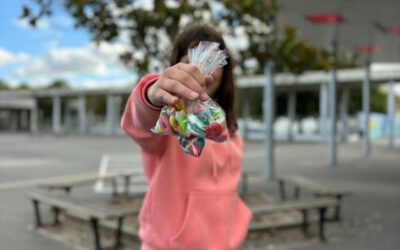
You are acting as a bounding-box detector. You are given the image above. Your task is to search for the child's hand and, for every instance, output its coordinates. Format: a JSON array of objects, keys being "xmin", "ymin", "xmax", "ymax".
[{"xmin": 147, "ymin": 63, "xmax": 212, "ymax": 106}]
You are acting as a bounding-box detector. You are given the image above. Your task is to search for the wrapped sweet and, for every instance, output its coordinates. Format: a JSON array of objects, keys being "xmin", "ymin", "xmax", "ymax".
[{"xmin": 151, "ymin": 98, "xmax": 227, "ymax": 157}]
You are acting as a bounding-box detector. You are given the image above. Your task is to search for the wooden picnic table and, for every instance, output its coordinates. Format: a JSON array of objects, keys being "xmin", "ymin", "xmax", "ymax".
[
  {"xmin": 37, "ymin": 169, "xmax": 147, "ymax": 196},
  {"xmin": 27, "ymin": 191, "xmax": 140, "ymax": 250},
  {"xmin": 276, "ymin": 174, "xmax": 352, "ymax": 220},
  {"xmin": 249, "ymin": 197, "xmax": 339, "ymax": 241}
]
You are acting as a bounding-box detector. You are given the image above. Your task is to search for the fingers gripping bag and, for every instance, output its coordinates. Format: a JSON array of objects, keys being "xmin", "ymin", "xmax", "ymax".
[{"xmin": 151, "ymin": 41, "xmax": 228, "ymax": 157}]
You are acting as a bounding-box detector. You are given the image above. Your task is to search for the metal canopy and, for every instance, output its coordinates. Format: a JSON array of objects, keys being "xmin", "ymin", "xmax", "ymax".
[
  {"xmin": 237, "ymin": 63, "xmax": 400, "ymax": 88},
  {"xmin": 1, "ymin": 63, "xmax": 399, "ymax": 99},
  {"xmin": 278, "ymin": 0, "xmax": 400, "ymax": 63}
]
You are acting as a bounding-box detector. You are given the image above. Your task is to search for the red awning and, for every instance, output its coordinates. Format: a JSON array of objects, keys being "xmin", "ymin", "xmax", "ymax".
[
  {"xmin": 390, "ymin": 26, "xmax": 400, "ymax": 36},
  {"xmin": 356, "ymin": 45, "xmax": 381, "ymax": 54},
  {"xmin": 306, "ymin": 14, "xmax": 345, "ymax": 25}
]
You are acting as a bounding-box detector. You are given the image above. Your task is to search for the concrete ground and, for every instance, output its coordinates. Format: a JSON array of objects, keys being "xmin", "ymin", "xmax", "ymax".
[{"xmin": 0, "ymin": 133, "xmax": 399, "ymax": 250}]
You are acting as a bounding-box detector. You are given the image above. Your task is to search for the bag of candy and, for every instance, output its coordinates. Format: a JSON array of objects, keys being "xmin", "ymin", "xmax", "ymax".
[{"xmin": 151, "ymin": 41, "xmax": 228, "ymax": 157}]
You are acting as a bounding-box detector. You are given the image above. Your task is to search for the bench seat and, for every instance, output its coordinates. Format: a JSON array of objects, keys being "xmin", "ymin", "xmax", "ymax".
[
  {"xmin": 27, "ymin": 191, "xmax": 139, "ymax": 250},
  {"xmin": 36, "ymin": 170, "xmax": 147, "ymax": 196},
  {"xmin": 249, "ymin": 197, "xmax": 338, "ymax": 241},
  {"xmin": 276, "ymin": 174, "xmax": 352, "ymax": 220}
]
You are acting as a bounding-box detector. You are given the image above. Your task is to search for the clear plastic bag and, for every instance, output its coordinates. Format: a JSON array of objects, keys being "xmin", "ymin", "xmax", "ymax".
[{"xmin": 151, "ymin": 41, "xmax": 228, "ymax": 157}]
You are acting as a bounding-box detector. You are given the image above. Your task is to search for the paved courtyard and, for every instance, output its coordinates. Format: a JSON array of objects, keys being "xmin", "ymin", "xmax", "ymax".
[{"xmin": 0, "ymin": 133, "xmax": 399, "ymax": 250}]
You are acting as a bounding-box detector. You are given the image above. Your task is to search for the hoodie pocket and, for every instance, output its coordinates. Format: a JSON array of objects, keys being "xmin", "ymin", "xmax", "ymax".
[{"xmin": 169, "ymin": 193, "xmax": 252, "ymax": 250}]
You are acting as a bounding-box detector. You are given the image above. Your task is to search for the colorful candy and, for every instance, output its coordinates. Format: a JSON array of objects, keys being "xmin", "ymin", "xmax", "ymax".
[
  {"xmin": 205, "ymin": 122, "xmax": 227, "ymax": 142},
  {"xmin": 151, "ymin": 98, "xmax": 227, "ymax": 157}
]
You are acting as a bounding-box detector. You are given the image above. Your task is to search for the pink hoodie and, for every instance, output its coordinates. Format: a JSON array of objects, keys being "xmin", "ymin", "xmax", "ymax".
[{"xmin": 121, "ymin": 74, "xmax": 252, "ymax": 250}]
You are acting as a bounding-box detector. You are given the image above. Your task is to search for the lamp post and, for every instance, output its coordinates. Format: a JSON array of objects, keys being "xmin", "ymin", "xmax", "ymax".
[
  {"xmin": 306, "ymin": 13, "xmax": 344, "ymax": 166},
  {"xmin": 356, "ymin": 45, "xmax": 380, "ymax": 156},
  {"xmin": 388, "ymin": 26, "xmax": 400, "ymax": 148},
  {"xmin": 264, "ymin": 60, "xmax": 275, "ymax": 178},
  {"xmin": 263, "ymin": 9, "xmax": 278, "ymax": 179}
]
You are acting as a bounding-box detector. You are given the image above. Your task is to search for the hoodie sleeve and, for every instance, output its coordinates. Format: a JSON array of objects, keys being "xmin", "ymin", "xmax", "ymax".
[{"xmin": 120, "ymin": 74, "xmax": 167, "ymax": 153}]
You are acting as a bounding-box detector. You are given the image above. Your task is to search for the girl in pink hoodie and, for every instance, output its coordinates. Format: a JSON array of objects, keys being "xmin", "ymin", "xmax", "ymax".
[{"xmin": 121, "ymin": 24, "xmax": 252, "ymax": 250}]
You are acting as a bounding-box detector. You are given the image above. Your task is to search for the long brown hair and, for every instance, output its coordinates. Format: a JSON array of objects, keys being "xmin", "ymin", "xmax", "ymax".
[{"xmin": 169, "ymin": 24, "xmax": 237, "ymax": 135}]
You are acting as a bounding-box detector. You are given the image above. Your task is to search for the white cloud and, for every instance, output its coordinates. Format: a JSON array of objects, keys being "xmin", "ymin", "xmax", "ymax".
[
  {"xmin": 13, "ymin": 18, "xmax": 50, "ymax": 30},
  {"xmin": 3, "ymin": 75, "xmax": 52, "ymax": 88},
  {"xmin": 76, "ymin": 78, "xmax": 135, "ymax": 90},
  {"xmin": 89, "ymin": 42, "xmax": 129, "ymax": 63},
  {"xmin": 0, "ymin": 47, "xmax": 30, "ymax": 66},
  {"xmin": 13, "ymin": 41, "xmax": 131, "ymax": 79}
]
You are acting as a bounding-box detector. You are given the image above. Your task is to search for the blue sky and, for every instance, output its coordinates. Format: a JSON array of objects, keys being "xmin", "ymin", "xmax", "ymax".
[{"xmin": 0, "ymin": 0, "xmax": 137, "ymax": 89}]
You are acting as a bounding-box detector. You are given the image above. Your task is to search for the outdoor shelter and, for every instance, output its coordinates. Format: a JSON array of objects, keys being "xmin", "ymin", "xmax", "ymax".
[{"xmin": 0, "ymin": 97, "xmax": 37, "ymax": 133}]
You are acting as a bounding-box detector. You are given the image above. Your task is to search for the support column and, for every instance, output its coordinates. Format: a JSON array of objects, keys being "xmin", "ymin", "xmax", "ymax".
[
  {"xmin": 114, "ymin": 95, "xmax": 122, "ymax": 132},
  {"xmin": 263, "ymin": 60, "xmax": 275, "ymax": 179},
  {"xmin": 287, "ymin": 91, "xmax": 296, "ymax": 141},
  {"xmin": 387, "ymin": 80, "xmax": 396, "ymax": 148},
  {"xmin": 78, "ymin": 95, "xmax": 87, "ymax": 134},
  {"xmin": 328, "ymin": 67, "xmax": 337, "ymax": 166},
  {"xmin": 52, "ymin": 96, "xmax": 61, "ymax": 135},
  {"xmin": 340, "ymin": 88, "xmax": 349, "ymax": 142},
  {"xmin": 319, "ymin": 83, "xmax": 329, "ymax": 141},
  {"xmin": 106, "ymin": 95, "xmax": 116, "ymax": 135},
  {"xmin": 30, "ymin": 99, "xmax": 38, "ymax": 134},
  {"xmin": 362, "ymin": 61, "xmax": 371, "ymax": 156}
]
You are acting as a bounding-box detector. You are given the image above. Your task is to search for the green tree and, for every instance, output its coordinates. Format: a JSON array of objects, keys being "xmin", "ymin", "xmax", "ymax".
[
  {"xmin": 44, "ymin": 79, "xmax": 70, "ymax": 89},
  {"xmin": 14, "ymin": 83, "xmax": 30, "ymax": 90},
  {"xmin": 0, "ymin": 79, "xmax": 10, "ymax": 90},
  {"xmin": 21, "ymin": 0, "xmax": 342, "ymax": 75},
  {"xmin": 348, "ymin": 86, "xmax": 387, "ymax": 114},
  {"xmin": 397, "ymin": 97, "xmax": 400, "ymax": 112}
]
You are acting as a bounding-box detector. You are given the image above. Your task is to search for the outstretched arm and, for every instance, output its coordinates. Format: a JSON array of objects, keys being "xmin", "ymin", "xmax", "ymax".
[
  {"xmin": 121, "ymin": 74, "xmax": 167, "ymax": 153},
  {"xmin": 121, "ymin": 63, "xmax": 212, "ymax": 153}
]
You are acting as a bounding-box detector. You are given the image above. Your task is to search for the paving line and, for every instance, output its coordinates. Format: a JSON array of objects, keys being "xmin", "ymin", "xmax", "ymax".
[
  {"xmin": 0, "ymin": 158, "xmax": 58, "ymax": 169},
  {"xmin": 1, "ymin": 151, "xmax": 260, "ymax": 190},
  {"xmin": 0, "ymin": 177, "xmax": 64, "ymax": 190}
]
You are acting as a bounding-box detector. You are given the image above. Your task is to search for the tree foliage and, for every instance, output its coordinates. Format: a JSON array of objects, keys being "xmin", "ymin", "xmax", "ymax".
[
  {"xmin": 0, "ymin": 79, "xmax": 70, "ymax": 91},
  {"xmin": 349, "ymin": 86, "xmax": 388, "ymax": 114},
  {"xmin": 44, "ymin": 79, "xmax": 70, "ymax": 89},
  {"xmin": 0, "ymin": 79, "xmax": 10, "ymax": 90},
  {"xmin": 20, "ymin": 0, "xmax": 357, "ymax": 76}
]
